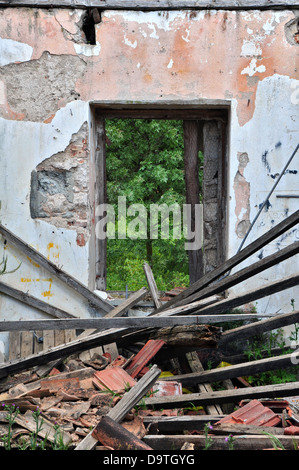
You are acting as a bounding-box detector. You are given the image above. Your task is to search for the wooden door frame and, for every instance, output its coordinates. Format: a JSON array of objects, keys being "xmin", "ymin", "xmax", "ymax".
[{"xmin": 92, "ymin": 105, "xmax": 229, "ymax": 290}]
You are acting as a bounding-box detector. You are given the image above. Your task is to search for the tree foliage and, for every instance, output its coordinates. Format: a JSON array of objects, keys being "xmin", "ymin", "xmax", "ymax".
[{"xmin": 105, "ymin": 118, "xmax": 190, "ymax": 291}]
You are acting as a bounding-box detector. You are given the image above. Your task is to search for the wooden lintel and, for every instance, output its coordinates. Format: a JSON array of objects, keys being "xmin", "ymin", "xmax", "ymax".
[{"xmin": 0, "ymin": 0, "xmax": 296, "ymax": 10}]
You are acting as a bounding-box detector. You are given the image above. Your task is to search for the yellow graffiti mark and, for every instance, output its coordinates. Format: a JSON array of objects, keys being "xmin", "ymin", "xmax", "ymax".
[
  {"xmin": 41, "ymin": 289, "xmax": 53, "ymax": 298},
  {"xmin": 27, "ymin": 256, "xmax": 40, "ymax": 268},
  {"xmin": 47, "ymin": 242, "xmax": 59, "ymax": 260},
  {"xmin": 42, "ymin": 279, "xmax": 53, "ymax": 299},
  {"xmin": 21, "ymin": 278, "xmax": 53, "ymax": 283}
]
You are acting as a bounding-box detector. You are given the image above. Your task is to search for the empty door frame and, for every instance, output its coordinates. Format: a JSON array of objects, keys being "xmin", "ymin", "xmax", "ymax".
[{"xmin": 93, "ymin": 107, "xmax": 229, "ymax": 290}]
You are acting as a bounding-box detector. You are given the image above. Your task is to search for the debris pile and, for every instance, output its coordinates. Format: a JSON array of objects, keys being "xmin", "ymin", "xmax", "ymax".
[
  {"xmin": 0, "ymin": 335, "xmax": 299, "ymax": 451},
  {"xmin": 0, "ymin": 212, "xmax": 298, "ymax": 450}
]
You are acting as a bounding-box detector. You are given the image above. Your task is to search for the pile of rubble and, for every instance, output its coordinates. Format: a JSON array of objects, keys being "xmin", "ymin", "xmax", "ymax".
[
  {"xmin": 1, "ymin": 335, "xmax": 299, "ymax": 451},
  {"xmin": 0, "ymin": 211, "xmax": 299, "ymax": 450}
]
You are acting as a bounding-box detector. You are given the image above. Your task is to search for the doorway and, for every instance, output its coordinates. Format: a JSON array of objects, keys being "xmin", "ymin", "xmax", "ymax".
[{"xmin": 93, "ymin": 107, "xmax": 228, "ymax": 292}]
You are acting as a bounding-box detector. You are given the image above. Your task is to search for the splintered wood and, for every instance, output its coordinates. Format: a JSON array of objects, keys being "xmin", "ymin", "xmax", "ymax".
[{"xmin": 0, "ymin": 211, "xmax": 298, "ymax": 449}]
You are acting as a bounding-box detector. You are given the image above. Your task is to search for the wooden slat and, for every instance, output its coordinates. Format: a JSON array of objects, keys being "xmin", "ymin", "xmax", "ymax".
[
  {"xmin": 190, "ymin": 273, "xmax": 299, "ymax": 316},
  {"xmin": 220, "ymin": 308, "xmax": 299, "ymax": 345},
  {"xmin": 0, "ymin": 223, "xmax": 113, "ymax": 314},
  {"xmin": 169, "ymin": 240, "xmax": 299, "ymax": 309},
  {"xmin": 0, "ymin": 312, "xmax": 277, "ymax": 331},
  {"xmin": 104, "ymin": 287, "xmax": 148, "ymax": 318},
  {"xmin": 143, "ymin": 263, "xmax": 162, "ymax": 309},
  {"xmin": 0, "ymin": 281, "xmax": 77, "ymax": 318},
  {"xmin": 144, "ymin": 381, "xmax": 299, "ymax": 409},
  {"xmin": 143, "ymin": 434, "xmax": 299, "ymax": 451},
  {"xmin": 153, "ymin": 210, "xmax": 299, "ymax": 313},
  {"xmin": 20, "ymin": 331, "xmax": 33, "ymax": 358},
  {"xmin": 163, "ymin": 350, "xmax": 299, "ymax": 387},
  {"xmin": 8, "ymin": 332, "xmax": 21, "ymax": 361}
]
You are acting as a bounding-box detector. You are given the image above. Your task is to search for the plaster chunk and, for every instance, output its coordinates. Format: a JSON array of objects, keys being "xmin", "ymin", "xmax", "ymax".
[{"xmin": 0, "ymin": 51, "xmax": 86, "ymax": 122}]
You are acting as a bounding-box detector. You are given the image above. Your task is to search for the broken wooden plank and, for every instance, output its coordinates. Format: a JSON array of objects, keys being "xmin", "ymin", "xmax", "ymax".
[
  {"xmin": 144, "ymin": 381, "xmax": 299, "ymax": 408},
  {"xmin": 220, "ymin": 309, "xmax": 299, "ymax": 346},
  {"xmin": 162, "ymin": 351, "xmax": 299, "ymax": 387},
  {"xmin": 104, "ymin": 287, "xmax": 148, "ymax": 317},
  {"xmin": 154, "ymin": 210, "xmax": 299, "ymax": 313},
  {"xmin": 91, "ymin": 415, "xmax": 153, "ymax": 450},
  {"xmin": 0, "ymin": 223, "xmax": 113, "ymax": 314},
  {"xmin": 143, "ymin": 263, "xmax": 162, "ymax": 309},
  {"xmin": 171, "ymin": 240, "xmax": 299, "ymax": 308},
  {"xmin": 0, "ymin": 281, "xmax": 76, "ymax": 319},
  {"xmin": 190, "ymin": 273, "xmax": 299, "ymax": 316},
  {"xmin": 143, "ymin": 434, "xmax": 299, "ymax": 451},
  {"xmin": 75, "ymin": 364, "xmax": 161, "ymax": 450},
  {"xmin": 150, "ymin": 324, "xmax": 220, "ymax": 348},
  {"xmin": 142, "ymin": 414, "xmax": 225, "ymax": 434},
  {"xmin": 0, "ymin": 312, "xmax": 274, "ymax": 332},
  {"xmin": 211, "ymin": 423, "xmax": 285, "ymax": 436},
  {"xmin": 186, "ymin": 351, "xmax": 223, "ymax": 415},
  {"xmin": 0, "ymin": 409, "xmax": 72, "ymax": 446}
]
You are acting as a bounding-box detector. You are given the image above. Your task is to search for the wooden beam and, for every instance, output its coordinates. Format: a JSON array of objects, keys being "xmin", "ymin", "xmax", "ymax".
[
  {"xmin": 153, "ymin": 210, "xmax": 299, "ymax": 314},
  {"xmin": 143, "ymin": 434, "xmax": 299, "ymax": 451},
  {"xmin": 95, "ymin": 117, "xmax": 107, "ymax": 291},
  {"xmin": 91, "ymin": 415, "xmax": 153, "ymax": 450},
  {"xmin": 143, "ymin": 414, "xmax": 225, "ymax": 434},
  {"xmin": 143, "ymin": 263, "xmax": 162, "ymax": 309},
  {"xmin": 162, "ymin": 350, "xmax": 299, "ymax": 387},
  {"xmin": 144, "ymin": 381, "xmax": 299, "ymax": 408},
  {"xmin": 190, "ymin": 273, "xmax": 299, "ymax": 316},
  {"xmin": 0, "ymin": 281, "xmax": 76, "ymax": 319},
  {"xmin": 0, "ymin": 0, "xmax": 296, "ymax": 10},
  {"xmin": 0, "ymin": 223, "xmax": 113, "ymax": 314},
  {"xmin": 183, "ymin": 120, "xmax": 203, "ymax": 284},
  {"xmin": 220, "ymin": 309, "xmax": 299, "ymax": 345},
  {"xmin": 104, "ymin": 287, "xmax": 148, "ymax": 317},
  {"xmin": 171, "ymin": 240, "xmax": 299, "ymax": 308},
  {"xmin": 0, "ymin": 312, "xmax": 275, "ymax": 331}
]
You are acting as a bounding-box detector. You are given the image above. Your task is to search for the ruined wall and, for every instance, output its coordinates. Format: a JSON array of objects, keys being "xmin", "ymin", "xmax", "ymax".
[{"xmin": 0, "ymin": 6, "xmax": 298, "ymax": 356}]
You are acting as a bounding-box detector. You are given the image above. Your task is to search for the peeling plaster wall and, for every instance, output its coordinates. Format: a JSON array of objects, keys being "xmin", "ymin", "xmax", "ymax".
[{"xmin": 0, "ymin": 7, "xmax": 298, "ymax": 355}]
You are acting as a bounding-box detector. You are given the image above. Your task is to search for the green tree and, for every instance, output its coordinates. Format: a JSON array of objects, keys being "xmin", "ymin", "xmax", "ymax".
[{"xmin": 105, "ymin": 118, "xmax": 189, "ymax": 290}]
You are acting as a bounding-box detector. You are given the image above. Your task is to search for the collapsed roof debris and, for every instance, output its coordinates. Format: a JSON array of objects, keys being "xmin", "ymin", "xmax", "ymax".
[{"xmin": 0, "ymin": 210, "xmax": 298, "ymax": 450}]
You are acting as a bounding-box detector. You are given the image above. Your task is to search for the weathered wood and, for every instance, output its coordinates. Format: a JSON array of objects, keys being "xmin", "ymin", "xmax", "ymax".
[
  {"xmin": 186, "ymin": 351, "xmax": 223, "ymax": 415},
  {"xmin": 154, "ymin": 210, "xmax": 299, "ymax": 313},
  {"xmin": 0, "ymin": 312, "xmax": 268, "ymax": 332},
  {"xmin": 95, "ymin": 118, "xmax": 107, "ymax": 291},
  {"xmin": 144, "ymin": 381, "xmax": 299, "ymax": 408},
  {"xmin": 143, "ymin": 414, "xmax": 225, "ymax": 434},
  {"xmin": 0, "ymin": 327, "xmax": 126, "ymax": 378},
  {"xmin": 150, "ymin": 324, "xmax": 220, "ymax": 348},
  {"xmin": 0, "ymin": 223, "xmax": 113, "ymax": 314},
  {"xmin": 162, "ymin": 351, "xmax": 299, "ymax": 387},
  {"xmin": 92, "ymin": 415, "xmax": 153, "ymax": 450},
  {"xmin": 183, "ymin": 120, "xmax": 203, "ymax": 284},
  {"xmin": 0, "ymin": 281, "xmax": 76, "ymax": 319},
  {"xmin": 211, "ymin": 423, "xmax": 285, "ymax": 436},
  {"xmin": 75, "ymin": 364, "xmax": 161, "ymax": 450},
  {"xmin": 143, "ymin": 434, "xmax": 299, "ymax": 451},
  {"xmin": 105, "ymin": 287, "xmax": 148, "ymax": 318},
  {"xmin": 143, "ymin": 263, "xmax": 162, "ymax": 309},
  {"xmin": 172, "ymin": 240, "xmax": 299, "ymax": 308},
  {"xmin": 0, "ymin": 409, "xmax": 72, "ymax": 446},
  {"xmin": 220, "ymin": 309, "xmax": 299, "ymax": 346},
  {"xmin": 191, "ymin": 273, "xmax": 299, "ymax": 316},
  {"xmin": 0, "ymin": 0, "xmax": 296, "ymax": 10}
]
